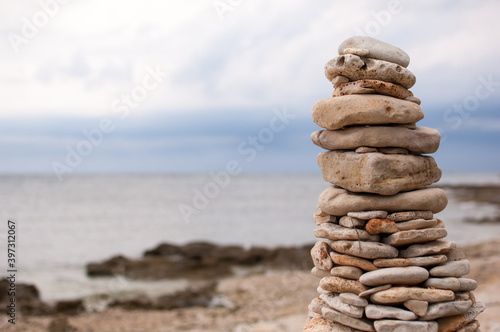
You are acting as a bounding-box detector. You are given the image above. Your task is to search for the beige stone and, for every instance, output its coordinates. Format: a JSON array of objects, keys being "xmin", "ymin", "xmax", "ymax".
[
  {"xmin": 311, "ymin": 241, "xmax": 333, "ymax": 271},
  {"xmin": 370, "ymin": 287, "xmax": 455, "ymax": 304},
  {"xmin": 421, "ymin": 300, "xmax": 472, "ymax": 320},
  {"xmin": 311, "ymin": 127, "xmax": 440, "ymax": 154},
  {"xmin": 424, "ymin": 277, "xmax": 461, "ymax": 291},
  {"xmin": 457, "ymin": 278, "xmax": 478, "ymax": 291},
  {"xmin": 365, "ymin": 219, "xmax": 399, "ymax": 234},
  {"xmin": 404, "ymin": 299, "xmax": 428, "ymax": 316},
  {"xmin": 330, "ymin": 251, "xmax": 378, "ymax": 271},
  {"xmin": 331, "ymin": 266, "xmax": 364, "ymax": 280},
  {"xmin": 319, "ymin": 187, "xmax": 448, "ymax": 216},
  {"xmin": 348, "ymin": 210, "xmax": 388, "ymax": 220},
  {"xmin": 333, "ymin": 79, "xmax": 414, "ymax": 100},
  {"xmin": 331, "ymin": 240, "xmax": 398, "ymax": 259},
  {"xmin": 331, "ymin": 75, "xmax": 349, "ymax": 88},
  {"xmin": 400, "ymin": 239, "xmax": 456, "ymax": 258},
  {"xmin": 358, "ymin": 284, "xmax": 392, "ymax": 298},
  {"xmin": 360, "ymin": 267, "xmax": 429, "ymax": 286},
  {"xmin": 320, "ymin": 293, "xmax": 364, "ymax": 318},
  {"xmin": 382, "ymin": 228, "xmax": 447, "ymax": 246},
  {"xmin": 374, "ymin": 320, "xmax": 438, "ymax": 332},
  {"xmin": 314, "ymin": 223, "xmax": 380, "ymax": 241},
  {"xmin": 321, "ymin": 307, "xmax": 374, "ymax": 331},
  {"xmin": 464, "ymin": 301, "xmax": 485, "ymax": 322},
  {"xmin": 320, "ymin": 276, "xmax": 368, "ymax": 295},
  {"xmin": 313, "ymin": 205, "xmax": 337, "ymax": 225},
  {"xmin": 374, "ymin": 255, "xmax": 447, "ymax": 268},
  {"xmin": 325, "ymin": 54, "xmax": 415, "ymax": 88},
  {"xmin": 446, "ymin": 249, "xmax": 466, "ymax": 261},
  {"xmin": 340, "ymin": 293, "xmax": 369, "ymax": 307},
  {"xmin": 355, "ymin": 146, "xmax": 378, "ymax": 153},
  {"xmin": 437, "ymin": 315, "xmax": 469, "ymax": 332},
  {"xmin": 340, "ymin": 216, "xmax": 367, "ymax": 228},
  {"xmin": 457, "ymin": 320, "xmax": 480, "ymax": 332},
  {"xmin": 338, "ymin": 36, "xmax": 410, "ymax": 67},
  {"xmin": 312, "ymin": 95, "xmax": 423, "ymax": 130},
  {"xmin": 312, "ymin": 267, "xmax": 333, "ymax": 278},
  {"xmin": 387, "ymin": 210, "xmax": 434, "ymax": 222},
  {"xmin": 318, "ymin": 151, "xmax": 441, "ymax": 195},
  {"xmin": 304, "ymin": 316, "xmax": 357, "ymax": 332},
  {"xmin": 309, "ymin": 297, "xmax": 329, "ymax": 315},
  {"xmin": 396, "ymin": 218, "xmax": 438, "ymax": 231},
  {"xmin": 365, "ymin": 304, "xmax": 417, "ymax": 320},
  {"xmin": 430, "ymin": 260, "xmax": 471, "ymax": 277}
]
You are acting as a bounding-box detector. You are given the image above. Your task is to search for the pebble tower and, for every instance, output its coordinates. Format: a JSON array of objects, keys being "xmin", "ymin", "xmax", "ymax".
[{"xmin": 304, "ymin": 36, "xmax": 485, "ymax": 332}]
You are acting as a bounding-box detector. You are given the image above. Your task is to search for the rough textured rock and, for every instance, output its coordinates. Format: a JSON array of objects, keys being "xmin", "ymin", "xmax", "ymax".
[
  {"xmin": 331, "ymin": 266, "xmax": 364, "ymax": 280},
  {"xmin": 365, "ymin": 304, "xmax": 417, "ymax": 320},
  {"xmin": 370, "ymin": 287, "xmax": 455, "ymax": 304},
  {"xmin": 429, "ymin": 260, "xmax": 471, "ymax": 277},
  {"xmin": 404, "ymin": 299, "xmax": 428, "ymax": 316},
  {"xmin": 360, "ymin": 267, "xmax": 429, "ymax": 286},
  {"xmin": 382, "ymin": 228, "xmax": 447, "ymax": 246},
  {"xmin": 358, "ymin": 284, "xmax": 392, "ymax": 298},
  {"xmin": 320, "ymin": 293, "xmax": 364, "ymax": 318},
  {"xmin": 319, "ymin": 187, "xmax": 448, "ymax": 216},
  {"xmin": 374, "ymin": 320, "xmax": 438, "ymax": 332},
  {"xmin": 387, "ymin": 210, "xmax": 434, "ymax": 222},
  {"xmin": 314, "ymin": 206, "xmax": 337, "ymax": 225},
  {"xmin": 340, "ymin": 293, "xmax": 369, "ymax": 307},
  {"xmin": 311, "ymin": 241, "xmax": 333, "ymax": 271},
  {"xmin": 312, "ymin": 95, "xmax": 423, "ymax": 130},
  {"xmin": 446, "ymin": 249, "xmax": 466, "ymax": 261},
  {"xmin": 304, "ymin": 316, "xmax": 359, "ymax": 332},
  {"xmin": 437, "ymin": 315, "xmax": 470, "ymax": 332},
  {"xmin": 320, "ymin": 276, "xmax": 368, "ymax": 295},
  {"xmin": 338, "ymin": 36, "xmax": 411, "ymax": 67},
  {"xmin": 340, "ymin": 216, "xmax": 367, "ymax": 228},
  {"xmin": 356, "ymin": 146, "xmax": 378, "ymax": 153},
  {"xmin": 330, "ymin": 251, "xmax": 378, "ymax": 272},
  {"xmin": 311, "ymin": 267, "xmax": 332, "ymax": 278},
  {"xmin": 332, "ymin": 79, "xmax": 414, "ymax": 100},
  {"xmin": 318, "ymin": 151, "xmax": 441, "ymax": 195},
  {"xmin": 322, "ymin": 307, "xmax": 375, "ymax": 331},
  {"xmin": 365, "ymin": 219, "xmax": 399, "ymax": 234},
  {"xmin": 464, "ymin": 301, "xmax": 486, "ymax": 322},
  {"xmin": 311, "ymin": 127, "xmax": 440, "ymax": 154},
  {"xmin": 314, "ymin": 223, "xmax": 380, "ymax": 242},
  {"xmin": 421, "ymin": 300, "xmax": 472, "ymax": 320},
  {"xmin": 373, "ymin": 255, "xmax": 448, "ymax": 268},
  {"xmin": 396, "ymin": 218, "xmax": 438, "ymax": 231},
  {"xmin": 324, "ymin": 54, "xmax": 416, "ymax": 88},
  {"xmin": 348, "ymin": 210, "xmax": 388, "ymax": 220},
  {"xmin": 331, "ymin": 240, "xmax": 399, "ymax": 259},
  {"xmin": 400, "ymin": 239, "xmax": 456, "ymax": 258}
]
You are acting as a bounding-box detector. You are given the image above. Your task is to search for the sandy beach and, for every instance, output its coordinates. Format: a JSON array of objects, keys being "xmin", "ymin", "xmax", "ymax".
[{"xmin": 3, "ymin": 238, "xmax": 500, "ymax": 332}]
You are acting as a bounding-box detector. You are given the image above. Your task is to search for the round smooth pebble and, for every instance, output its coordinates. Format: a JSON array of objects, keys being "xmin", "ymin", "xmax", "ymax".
[{"xmin": 360, "ymin": 266, "xmax": 429, "ymax": 286}]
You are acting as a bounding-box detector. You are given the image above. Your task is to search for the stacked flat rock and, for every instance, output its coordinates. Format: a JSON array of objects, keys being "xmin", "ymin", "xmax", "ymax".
[{"xmin": 305, "ymin": 36, "xmax": 485, "ymax": 332}]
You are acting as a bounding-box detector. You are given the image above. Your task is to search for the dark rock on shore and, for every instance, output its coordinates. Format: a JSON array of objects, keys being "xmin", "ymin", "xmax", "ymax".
[
  {"xmin": 0, "ymin": 278, "xmax": 50, "ymax": 315},
  {"xmin": 87, "ymin": 241, "xmax": 314, "ymax": 280}
]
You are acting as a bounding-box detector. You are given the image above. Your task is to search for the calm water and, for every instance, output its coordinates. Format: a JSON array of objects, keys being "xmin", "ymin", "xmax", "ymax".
[{"xmin": 0, "ymin": 172, "xmax": 499, "ymax": 301}]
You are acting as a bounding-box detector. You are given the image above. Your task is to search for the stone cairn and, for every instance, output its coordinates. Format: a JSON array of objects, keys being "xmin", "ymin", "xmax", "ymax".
[{"xmin": 304, "ymin": 36, "xmax": 485, "ymax": 332}]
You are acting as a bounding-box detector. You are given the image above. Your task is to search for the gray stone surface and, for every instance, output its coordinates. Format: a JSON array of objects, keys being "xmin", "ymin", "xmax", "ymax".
[
  {"xmin": 338, "ymin": 36, "xmax": 410, "ymax": 67},
  {"xmin": 404, "ymin": 299, "xmax": 428, "ymax": 316},
  {"xmin": 340, "ymin": 216, "xmax": 367, "ymax": 228},
  {"xmin": 340, "ymin": 293, "xmax": 369, "ymax": 307},
  {"xmin": 331, "ymin": 240, "xmax": 398, "ymax": 259},
  {"xmin": 321, "ymin": 307, "xmax": 375, "ymax": 331},
  {"xmin": 331, "ymin": 266, "xmax": 364, "ymax": 280},
  {"xmin": 358, "ymin": 284, "xmax": 392, "ymax": 298},
  {"xmin": 365, "ymin": 304, "xmax": 417, "ymax": 320},
  {"xmin": 400, "ymin": 239, "xmax": 456, "ymax": 258},
  {"xmin": 387, "ymin": 210, "xmax": 434, "ymax": 222},
  {"xmin": 348, "ymin": 210, "xmax": 388, "ymax": 220},
  {"xmin": 311, "ymin": 127, "xmax": 440, "ymax": 154},
  {"xmin": 314, "ymin": 223, "xmax": 380, "ymax": 241},
  {"xmin": 319, "ymin": 187, "xmax": 448, "ymax": 216},
  {"xmin": 360, "ymin": 267, "xmax": 429, "ymax": 286},
  {"xmin": 382, "ymin": 228, "xmax": 447, "ymax": 246},
  {"xmin": 457, "ymin": 278, "xmax": 478, "ymax": 291},
  {"xmin": 374, "ymin": 255, "xmax": 448, "ymax": 268},
  {"xmin": 312, "ymin": 95, "xmax": 423, "ymax": 130},
  {"xmin": 421, "ymin": 300, "xmax": 472, "ymax": 320},
  {"xmin": 396, "ymin": 218, "xmax": 438, "ymax": 231},
  {"xmin": 370, "ymin": 287, "xmax": 455, "ymax": 304},
  {"xmin": 318, "ymin": 151, "xmax": 441, "ymax": 195},
  {"xmin": 464, "ymin": 301, "xmax": 486, "ymax": 322},
  {"xmin": 429, "ymin": 260, "xmax": 471, "ymax": 277},
  {"xmin": 424, "ymin": 277, "xmax": 461, "ymax": 291},
  {"xmin": 320, "ymin": 293, "xmax": 364, "ymax": 318},
  {"xmin": 374, "ymin": 320, "xmax": 438, "ymax": 332},
  {"xmin": 325, "ymin": 54, "xmax": 415, "ymax": 88},
  {"xmin": 311, "ymin": 267, "xmax": 332, "ymax": 278}
]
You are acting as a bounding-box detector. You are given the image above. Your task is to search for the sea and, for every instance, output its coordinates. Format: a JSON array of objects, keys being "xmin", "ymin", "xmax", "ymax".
[{"xmin": 1, "ymin": 172, "xmax": 499, "ymax": 302}]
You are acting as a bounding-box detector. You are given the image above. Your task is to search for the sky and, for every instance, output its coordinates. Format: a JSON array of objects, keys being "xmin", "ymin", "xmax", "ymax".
[{"xmin": 0, "ymin": 0, "xmax": 499, "ymax": 176}]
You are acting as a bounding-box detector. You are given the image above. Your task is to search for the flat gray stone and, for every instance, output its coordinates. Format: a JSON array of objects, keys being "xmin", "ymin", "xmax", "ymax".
[
  {"xmin": 304, "ymin": 316, "xmax": 360, "ymax": 332},
  {"xmin": 404, "ymin": 299, "xmax": 428, "ymax": 316},
  {"xmin": 312, "ymin": 95, "xmax": 423, "ymax": 130},
  {"xmin": 387, "ymin": 210, "xmax": 434, "ymax": 222},
  {"xmin": 314, "ymin": 223, "xmax": 380, "ymax": 241},
  {"xmin": 446, "ymin": 248, "xmax": 466, "ymax": 261},
  {"xmin": 318, "ymin": 151, "xmax": 441, "ymax": 195},
  {"xmin": 338, "ymin": 36, "xmax": 411, "ymax": 67},
  {"xmin": 325, "ymin": 54, "xmax": 416, "ymax": 88},
  {"xmin": 464, "ymin": 301, "xmax": 486, "ymax": 322},
  {"xmin": 360, "ymin": 267, "xmax": 429, "ymax": 286},
  {"xmin": 457, "ymin": 278, "xmax": 478, "ymax": 291},
  {"xmin": 340, "ymin": 216, "xmax": 367, "ymax": 228},
  {"xmin": 374, "ymin": 255, "xmax": 447, "ymax": 268},
  {"xmin": 396, "ymin": 218, "xmax": 438, "ymax": 231},
  {"xmin": 359, "ymin": 284, "xmax": 392, "ymax": 298},
  {"xmin": 331, "ymin": 240, "xmax": 398, "ymax": 259},
  {"xmin": 370, "ymin": 287, "xmax": 455, "ymax": 304},
  {"xmin": 365, "ymin": 304, "xmax": 417, "ymax": 320},
  {"xmin": 333, "ymin": 79, "xmax": 414, "ymax": 100},
  {"xmin": 429, "ymin": 260, "xmax": 471, "ymax": 277},
  {"xmin": 340, "ymin": 293, "xmax": 369, "ymax": 307},
  {"xmin": 319, "ymin": 187, "xmax": 448, "ymax": 216},
  {"xmin": 320, "ymin": 293, "xmax": 364, "ymax": 318},
  {"xmin": 382, "ymin": 228, "xmax": 447, "ymax": 246},
  {"xmin": 421, "ymin": 300, "xmax": 472, "ymax": 320},
  {"xmin": 311, "ymin": 127, "xmax": 440, "ymax": 154},
  {"xmin": 321, "ymin": 307, "xmax": 375, "ymax": 331},
  {"xmin": 348, "ymin": 210, "xmax": 388, "ymax": 220},
  {"xmin": 400, "ymin": 239, "xmax": 456, "ymax": 258},
  {"xmin": 374, "ymin": 320, "xmax": 438, "ymax": 332},
  {"xmin": 312, "ymin": 267, "xmax": 332, "ymax": 278},
  {"xmin": 424, "ymin": 277, "xmax": 461, "ymax": 291},
  {"xmin": 331, "ymin": 266, "xmax": 364, "ymax": 280},
  {"xmin": 311, "ymin": 241, "xmax": 334, "ymax": 271}
]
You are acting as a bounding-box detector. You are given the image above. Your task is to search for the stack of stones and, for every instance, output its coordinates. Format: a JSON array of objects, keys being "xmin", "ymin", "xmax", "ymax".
[{"xmin": 304, "ymin": 36, "xmax": 485, "ymax": 332}]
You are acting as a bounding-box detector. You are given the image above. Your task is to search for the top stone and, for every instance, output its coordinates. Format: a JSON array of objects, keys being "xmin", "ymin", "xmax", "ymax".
[{"xmin": 339, "ymin": 36, "xmax": 410, "ymax": 68}]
